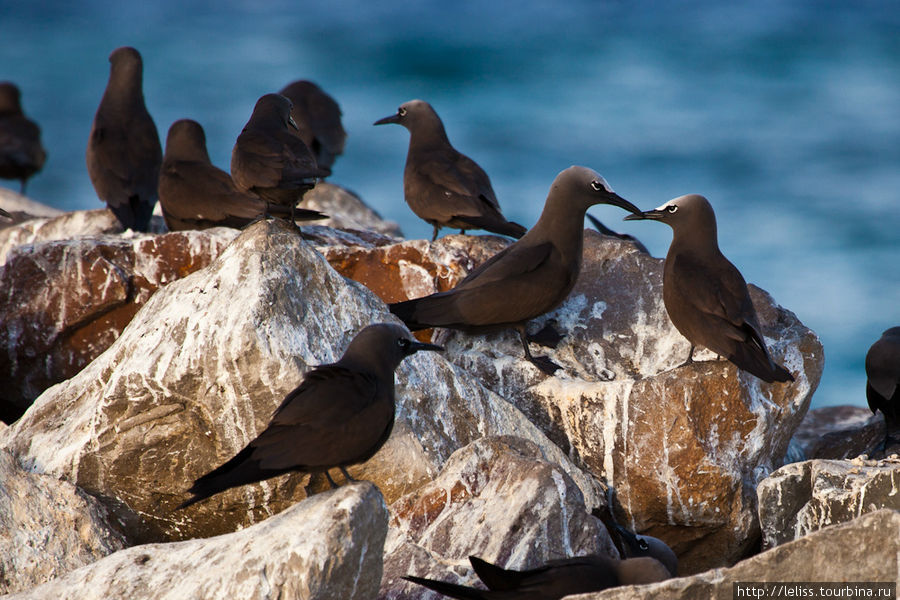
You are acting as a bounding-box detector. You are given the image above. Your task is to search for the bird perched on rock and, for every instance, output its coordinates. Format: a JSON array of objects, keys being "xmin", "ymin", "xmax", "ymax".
[
  {"xmin": 278, "ymin": 80, "xmax": 346, "ymax": 172},
  {"xmin": 177, "ymin": 323, "xmax": 442, "ymax": 509},
  {"xmin": 865, "ymin": 326, "xmax": 900, "ymax": 451},
  {"xmin": 159, "ymin": 119, "xmax": 326, "ymax": 231},
  {"xmin": 0, "ymin": 82, "xmax": 46, "ymax": 195},
  {"xmin": 374, "ymin": 99, "xmax": 526, "ymax": 241},
  {"xmin": 231, "ymin": 93, "xmax": 329, "ymax": 221},
  {"xmin": 390, "ymin": 166, "xmax": 641, "ymax": 375},
  {"xmin": 624, "ymin": 194, "xmax": 794, "ymax": 383},
  {"xmin": 86, "ymin": 46, "xmax": 162, "ymax": 232},
  {"xmin": 403, "ymin": 552, "xmax": 673, "ymax": 600}
]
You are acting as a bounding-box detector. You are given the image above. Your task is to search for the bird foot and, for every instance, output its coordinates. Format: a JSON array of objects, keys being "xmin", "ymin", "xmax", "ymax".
[
  {"xmin": 339, "ymin": 466, "xmax": 358, "ymax": 483},
  {"xmin": 529, "ymin": 355, "xmax": 563, "ymax": 375},
  {"xmin": 527, "ymin": 321, "xmax": 564, "ymax": 348}
]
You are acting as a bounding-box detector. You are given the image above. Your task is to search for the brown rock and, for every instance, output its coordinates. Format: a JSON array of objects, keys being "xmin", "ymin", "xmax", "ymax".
[
  {"xmin": 0, "ymin": 228, "xmax": 237, "ymax": 421},
  {"xmin": 380, "ymin": 436, "xmax": 618, "ymax": 599},
  {"xmin": 791, "ymin": 405, "xmax": 885, "ymax": 460}
]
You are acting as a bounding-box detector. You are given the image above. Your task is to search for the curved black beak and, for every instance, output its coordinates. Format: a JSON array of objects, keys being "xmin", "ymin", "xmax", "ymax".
[
  {"xmin": 407, "ymin": 340, "xmax": 443, "ymax": 355},
  {"xmin": 374, "ymin": 113, "xmax": 401, "ymax": 126},
  {"xmin": 624, "ymin": 208, "xmax": 665, "ymax": 221},
  {"xmin": 605, "ymin": 192, "xmax": 643, "ymax": 217}
]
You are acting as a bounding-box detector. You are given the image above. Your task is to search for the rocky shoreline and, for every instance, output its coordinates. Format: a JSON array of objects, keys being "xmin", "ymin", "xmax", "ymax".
[{"xmin": 0, "ymin": 185, "xmax": 896, "ymax": 598}]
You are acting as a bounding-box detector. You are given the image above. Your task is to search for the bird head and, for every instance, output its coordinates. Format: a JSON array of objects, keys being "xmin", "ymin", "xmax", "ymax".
[
  {"xmin": 548, "ymin": 166, "xmax": 642, "ymax": 216},
  {"xmin": 342, "ymin": 323, "xmax": 443, "ymax": 374},
  {"xmin": 373, "ymin": 99, "xmax": 440, "ymax": 130},
  {"xmin": 624, "ymin": 193, "xmax": 716, "ymax": 233}
]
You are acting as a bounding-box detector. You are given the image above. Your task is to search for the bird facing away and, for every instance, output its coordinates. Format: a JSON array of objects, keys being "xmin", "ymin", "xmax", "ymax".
[
  {"xmin": 86, "ymin": 46, "xmax": 162, "ymax": 232},
  {"xmin": 865, "ymin": 326, "xmax": 900, "ymax": 451},
  {"xmin": 0, "ymin": 82, "xmax": 46, "ymax": 194},
  {"xmin": 177, "ymin": 324, "xmax": 442, "ymax": 509},
  {"xmin": 624, "ymin": 194, "xmax": 794, "ymax": 383},
  {"xmin": 403, "ymin": 553, "xmax": 672, "ymax": 600},
  {"xmin": 230, "ymin": 93, "xmax": 329, "ymax": 217},
  {"xmin": 374, "ymin": 99, "xmax": 526, "ymax": 241},
  {"xmin": 389, "ymin": 166, "xmax": 642, "ymax": 375},
  {"xmin": 278, "ymin": 80, "xmax": 347, "ymax": 172},
  {"xmin": 159, "ymin": 119, "xmax": 326, "ymax": 231}
]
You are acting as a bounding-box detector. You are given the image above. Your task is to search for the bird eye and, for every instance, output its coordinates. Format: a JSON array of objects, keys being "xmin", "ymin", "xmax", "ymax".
[
  {"xmin": 591, "ymin": 180, "xmax": 603, "ymax": 192},
  {"xmin": 398, "ymin": 107, "xmax": 407, "ymax": 117},
  {"xmin": 666, "ymin": 205, "xmax": 678, "ymax": 213},
  {"xmin": 397, "ymin": 338, "xmax": 410, "ymax": 350},
  {"xmin": 638, "ymin": 538, "xmax": 650, "ymax": 551}
]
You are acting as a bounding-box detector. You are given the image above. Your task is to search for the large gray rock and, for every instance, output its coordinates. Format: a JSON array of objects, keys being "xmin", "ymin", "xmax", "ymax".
[
  {"xmin": 790, "ymin": 405, "xmax": 885, "ymax": 460},
  {"xmin": 381, "ymin": 436, "xmax": 618, "ymax": 600},
  {"xmin": 419, "ymin": 231, "xmax": 824, "ymax": 573},
  {"xmin": 302, "ymin": 182, "xmax": 403, "ymax": 237},
  {"xmin": 0, "ymin": 219, "xmax": 601, "ymax": 544},
  {"xmin": 0, "ymin": 208, "xmax": 121, "ymax": 266},
  {"xmin": 5, "ymin": 482, "xmax": 388, "ymax": 600},
  {"xmin": 757, "ymin": 456, "xmax": 900, "ymax": 549},
  {"xmin": 571, "ymin": 509, "xmax": 899, "ymax": 600},
  {"xmin": 0, "ymin": 448, "xmax": 126, "ymax": 595}
]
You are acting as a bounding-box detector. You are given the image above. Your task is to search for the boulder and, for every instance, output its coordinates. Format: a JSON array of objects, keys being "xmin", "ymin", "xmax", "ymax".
[
  {"xmin": 302, "ymin": 182, "xmax": 403, "ymax": 238},
  {"xmin": 376, "ymin": 230, "xmax": 824, "ymax": 573},
  {"xmin": 757, "ymin": 456, "xmax": 900, "ymax": 550},
  {"xmin": 5, "ymin": 482, "xmax": 388, "ymax": 600},
  {"xmin": 0, "ymin": 188, "xmax": 63, "ymax": 234},
  {"xmin": 790, "ymin": 405, "xmax": 885, "ymax": 460},
  {"xmin": 0, "ymin": 227, "xmax": 237, "ymax": 421},
  {"xmin": 381, "ymin": 436, "xmax": 618, "ymax": 600},
  {"xmin": 570, "ymin": 509, "xmax": 899, "ymax": 599},
  {"xmin": 0, "ymin": 448, "xmax": 126, "ymax": 595},
  {"xmin": 0, "ymin": 219, "xmax": 601, "ymax": 545},
  {"xmin": 0, "ymin": 208, "xmax": 122, "ymax": 266}
]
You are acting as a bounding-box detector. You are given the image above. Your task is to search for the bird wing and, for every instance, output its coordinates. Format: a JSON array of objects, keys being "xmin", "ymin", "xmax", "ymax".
[
  {"xmin": 408, "ymin": 147, "xmax": 501, "ymax": 220},
  {"xmin": 87, "ymin": 109, "xmax": 161, "ymax": 203},
  {"xmin": 232, "ymin": 128, "xmax": 289, "ymax": 190},
  {"xmin": 249, "ymin": 366, "xmax": 392, "ymax": 470},
  {"xmin": 160, "ymin": 160, "xmax": 264, "ymax": 222}
]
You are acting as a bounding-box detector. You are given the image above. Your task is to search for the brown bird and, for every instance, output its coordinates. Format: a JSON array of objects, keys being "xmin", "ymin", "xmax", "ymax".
[
  {"xmin": 230, "ymin": 93, "xmax": 328, "ymax": 220},
  {"xmin": 159, "ymin": 119, "xmax": 326, "ymax": 231},
  {"xmin": 625, "ymin": 194, "xmax": 794, "ymax": 383},
  {"xmin": 374, "ymin": 99, "xmax": 526, "ymax": 241},
  {"xmin": 390, "ymin": 166, "xmax": 641, "ymax": 374},
  {"xmin": 0, "ymin": 82, "xmax": 46, "ymax": 195},
  {"xmin": 278, "ymin": 80, "xmax": 347, "ymax": 172},
  {"xmin": 403, "ymin": 553, "xmax": 672, "ymax": 599},
  {"xmin": 177, "ymin": 323, "xmax": 442, "ymax": 509},
  {"xmin": 86, "ymin": 46, "xmax": 162, "ymax": 232},
  {"xmin": 865, "ymin": 326, "xmax": 900, "ymax": 451}
]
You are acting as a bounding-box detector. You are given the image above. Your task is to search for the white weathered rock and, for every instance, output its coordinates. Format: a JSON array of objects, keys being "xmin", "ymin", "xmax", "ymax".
[
  {"xmin": 757, "ymin": 456, "xmax": 900, "ymax": 549},
  {"xmin": 381, "ymin": 436, "xmax": 618, "ymax": 600},
  {"xmin": 0, "ymin": 219, "xmax": 601, "ymax": 544},
  {"xmin": 5, "ymin": 482, "xmax": 388, "ymax": 600},
  {"xmin": 0, "ymin": 448, "xmax": 126, "ymax": 595},
  {"xmin": 571, "ymin": 509, "xmax": 900, "ymax": 599}
]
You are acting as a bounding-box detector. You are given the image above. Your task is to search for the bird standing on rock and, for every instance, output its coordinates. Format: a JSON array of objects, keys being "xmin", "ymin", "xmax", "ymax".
[
  {"xmin": 374, "ymin": 99, "xmax": 526, "ymax": 241},
  {"xmin": 390, "ymin": 166, "xmax": 642, "ymax": 375},
  {"xmin": 0, "ymin": 82, "xmax": 46, "ymax": 195},
  {"xmin": 177, "ymin": 323, "xmax": 442, "ymax": 509},
  {"xmin": 86, "ymin": 46, "xmax": 162, "ymax": 232},
  {"xmin": 230, "ymin": 93, "xmax": 329, "ymax": 222},
  {"xmin": 625, "ymin": 194, "xmax": 794, "ymax": 383},
  {"xmin": 159, "ymin": 119, "xmax": 325, "ymax": 231},
  {"xmin": 865, "ymin": 326, "xmax": 900, "ymax": 452},
  {"xmin": 278, "ymin": 80, "xmax": 347, "ymax": 172}
]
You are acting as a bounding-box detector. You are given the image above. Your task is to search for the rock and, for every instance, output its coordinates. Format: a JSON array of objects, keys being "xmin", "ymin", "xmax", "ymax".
[
  {"xmin": 0, "ymin": 219, "xmax": 601, "ymax": 545},
  {"xmin": 791, "ymin": 405, "xmax": 885, "ymax": 460},
  {"xmin": 0, "ymin": 448, "xmax": 126, "ymax": 595},
  {"xmin": 0, "ymin": 188, "xmax": 63, "ymax": 231},
  {"xmin": 570, "ymin": 509, "xmax": 900, "ymax": 599},
  {"xmin": 302, "ymin": 182, "xmax": 403, "ymax": 237},
  {"xmin": 5, "ymin": 482, "xmax": 388, "ymax": 600},
  {"xmin": 757, "ymin": 456, "xmax": 900, "ymax": 550},
  {"xmin": 379, "ymin": 231, "xmax": 824, "ymax": 573},
  {"xmin": 0, "ymin": 227, "xmax": 238, "ymax": 421},
  {"xmin": 0, "ymin": 209, "xmax": 122, "ymax": 266},
  {"xmin": 380, "ymin": 436, "xmax": 618, "ymax": 600}
]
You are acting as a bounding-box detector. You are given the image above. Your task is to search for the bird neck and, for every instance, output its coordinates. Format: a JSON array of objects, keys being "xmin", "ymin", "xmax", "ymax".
[
  {"xmin": 669, "ymin": 222, "xmax": 721, "ymax": 258},
  {"xmin": 407, "ymin": 121, "xmax": 452, "ymax": 151},
  {"xmin": 529, "ymin": 200, "xmax": 590, "ymax": 263}
]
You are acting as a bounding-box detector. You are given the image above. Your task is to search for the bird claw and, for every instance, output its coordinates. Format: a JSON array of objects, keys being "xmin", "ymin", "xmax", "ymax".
[
  {"xmin": 528, "ymin": 321, "xmax": 564, "ymax": 348},
  {"xmin": 530, "ymin": 355, "xmax": 563, "ymax": 375}
]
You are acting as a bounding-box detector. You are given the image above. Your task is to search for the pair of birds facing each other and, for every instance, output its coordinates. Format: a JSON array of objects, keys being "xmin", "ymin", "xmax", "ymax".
[
  {"xmin": 390, "ymin": 168, "xmax": 794, "ymax": 383},
  {"xmin": 0, "ymin": 81, "xmax": 46, "ymax": 195}
]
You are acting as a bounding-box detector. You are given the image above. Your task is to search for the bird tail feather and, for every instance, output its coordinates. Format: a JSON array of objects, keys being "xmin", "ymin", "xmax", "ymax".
[{"xmin": 402, "ymin": 576, "xmax": 487, "ymax": 600}]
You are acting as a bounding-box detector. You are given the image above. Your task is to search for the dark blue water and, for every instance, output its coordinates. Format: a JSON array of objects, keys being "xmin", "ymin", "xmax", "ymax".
[{"xmin": 2, "ymin": 1, "xmax": 898, "ymax": 409}]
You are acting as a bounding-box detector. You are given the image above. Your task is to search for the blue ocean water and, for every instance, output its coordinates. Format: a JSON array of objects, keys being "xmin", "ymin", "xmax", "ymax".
[{"xmin": 2, "ymin": 1, "xmax": 897, "ymax": 410}]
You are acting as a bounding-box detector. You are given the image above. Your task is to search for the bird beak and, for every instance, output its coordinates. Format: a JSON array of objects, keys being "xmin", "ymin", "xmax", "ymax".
[
  {"xmin": 374, "ymin": 113, "xmax": 401, "ymax": 126},
  {"xmin": 605, "ymin": 193, "xmax": 643, "ymax": 217},
  {"xmin": 408, "ymin": 340, "xmax": 443, "ymax": 355},
  {"xmin": 288, "ymin": 115, "xmax": 299, "ymax": 131},
  {"xmin": 624, "ymin": 208, "xmax": 665, "ymax": 221},
  {"xmin": 614, "ymin": 524, "xmax": 649, "ymax": 555}
]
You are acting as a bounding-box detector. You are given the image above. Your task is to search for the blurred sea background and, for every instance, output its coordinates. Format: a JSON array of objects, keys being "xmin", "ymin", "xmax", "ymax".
[{"xmin": 1, "ymin": 0, "xmax": 897, "ymax": 410}]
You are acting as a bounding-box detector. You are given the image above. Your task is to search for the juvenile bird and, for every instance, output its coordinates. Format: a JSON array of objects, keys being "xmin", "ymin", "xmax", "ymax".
[
  {"xmin": 625, "ymin": 194, "xmax": 794, "ymax": 383},
  {"xmin": 177, "ymin": 323, "xmax": 442, "ymax": 509},
  {"xmin": 403, "ymin": 552, "xmax": 672, "ymax": 600},
  {"xmin": 159, "ymin": 119, "xmax": 325, "ymax": 231},
  {"xmin": 230, "ymin": 93, "xmax": 328, "ymax": 221},
  {"xmin": 374, "ymin": 99, "xmax": 526, "ymax": 241},
  {"xmin": 390, "ymin": 166, "xmax": 641, "ymax": 374},
  {"xmin": 0, "ymin": 82, "xmax": 46, "ymax": 194},
  {"xmin": 278, "ymin": 80, "xmax": 346, "ymax": 172},
  {"xmin": 86, "ymin": 47, "xmax": 162, "ymax": 232},
  {"xmin": 865, "ymin": 326, "xmax": 900, "ymax": 452}
]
